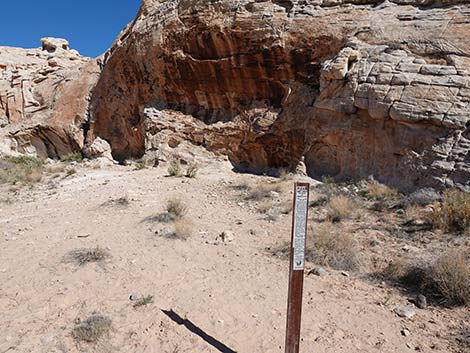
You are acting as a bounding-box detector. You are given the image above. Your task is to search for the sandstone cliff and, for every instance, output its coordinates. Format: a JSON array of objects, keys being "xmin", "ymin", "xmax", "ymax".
[
  {"xmin": 1, "ymin": 1, "xmax": 469, "ymax": 191},
  {"xmin": 87, "ymin": 0, "xmax": 470, "ymax": 191},
  {"xmin": 0, "ymin": 39, "xmax": 100, "ymax": 158}
]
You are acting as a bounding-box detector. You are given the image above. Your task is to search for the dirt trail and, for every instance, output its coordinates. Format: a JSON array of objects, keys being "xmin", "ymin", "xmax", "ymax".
[{"xmin": 0, "ymin": 161, "xmax": 466, "ymax": 353}]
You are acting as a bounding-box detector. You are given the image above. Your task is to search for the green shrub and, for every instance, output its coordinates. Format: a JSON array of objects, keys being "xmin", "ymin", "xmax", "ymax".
[{"xmin": 60, "ymin": 152, "xmax": 83, "ymax": 163}]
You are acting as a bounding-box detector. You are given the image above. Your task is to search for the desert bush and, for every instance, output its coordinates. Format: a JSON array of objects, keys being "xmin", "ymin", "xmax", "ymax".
[
  {"xmin": 306, "ymin": 225, "xmax": 361, "ymax": 271},
  {"xmin": 143, "ymin": 198, "xmax": 188, "ymax": 224},
  {"xmin": 102, "ymin": 196, "xmax": 130, "ymax": 208},
  {"xmin": 8, "ymin": 155, "xmax": 43, "ymax": 168},
  {"xmin": 169, "ymin": 219, "xmax": 193, "ymax": 239},
  {"xmin": 168, "ymin": 159, "xmax": 183, "ymax": 177},
  {"xmin": 73, "ymin": 314, "xmax": 112, "ymax": 342},
  {"xmin": 185, "ymin": 162, "xmax": 199, "ymax": 178},
  {"xmin": 270, "ymin": 225, "xmax": 361, "ymax": 271},
  {"xmin": 65, "ymin": 247, "xmax": 110, "ymax": 266},
  {"xmin": 60, "ymin": 152, "xmax": 83, "ymax": 163},
  {"xmin": 427, "ymin": 249, "xmax": 470, "ymax": 306},
  {"xmin": 366, "ymin": 182, "xmax": 398, "ymax": 200},
  {"xmin": 133, "ymin": 295, "xmax": 154, "ymax": 308},
  {"xmin": 134, "ymin": 160, "xmax": 147, "ymax": 170},
  {"xmin": 45, "ymin": 164, "xmax": 66, "ymax": 174},
  {"xmin": 66, "ymin": 168, "xmax": 77, "ymax": 176},
  {"xmin": 326, "ymin": 195, "xmax": 355, "ymax": 223},
  {"xmin": 166, "ymin": 198, "xmax": 187, "ymax": 219},
  {"xmin": 404, "ymin": 204, "xmax": 425, "ymax": 221},
  {"xmin": 383, "ymin": 248, "xmax": 470, "ymax": 306},
  {"xmin": 321, "ymin": 175, "xmax": 336, "ymax": 185},
  {"xmin": 246, "ymin": 183, "xmax": 282, "ymax": 201},
  {"xmin": 431, "ymin": 190, "xmax": 470, "ymax": 232},
  {"xmin": 0, "ymin": 156, "xmax": 44, "ymax": 185}
]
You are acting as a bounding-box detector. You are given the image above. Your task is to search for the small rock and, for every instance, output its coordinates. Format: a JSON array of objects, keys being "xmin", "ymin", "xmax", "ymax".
[
  {"xmin": 416, "ymin": 294, "xmax": 427, "ymax": 309},
  {"xmin": 341, "ymin": 271, "xmax": 350, "ymax": 277},
  {"xmin": 269, "ymin": 191, "xmax": 280, "ymax": 198},
  {"xmin": 219, "ymin": 231, "xmax": 234, "ymax": 243},
  {"xmin": 308, "ymin": 267, "xmax": 328, "ymax": 277},
  {"xmin": 401, "ymin": 328, "xmax": 411, "ymax": 337},
  {"xmin": 129, "ymin": 293, "xmax": 141, "ymax": 301},
  {"xmin": 394, "ymin": 306, "xmax": 416, "ymax": 319}
]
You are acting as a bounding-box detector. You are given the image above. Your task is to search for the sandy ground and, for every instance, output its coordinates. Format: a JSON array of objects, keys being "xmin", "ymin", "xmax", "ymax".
[{"xmin": 1, "ymin": 159, "xmax": 468, "ymax": 353}]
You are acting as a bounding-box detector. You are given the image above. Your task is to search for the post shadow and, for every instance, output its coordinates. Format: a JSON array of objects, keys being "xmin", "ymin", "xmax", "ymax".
[{"xmin": 162, "ymin": 309, "xmax": 237, "ymax": 353}]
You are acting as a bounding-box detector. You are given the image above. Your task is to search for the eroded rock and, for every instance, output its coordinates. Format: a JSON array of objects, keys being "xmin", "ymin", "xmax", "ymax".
[
  {"xmin": 0, "ymin": 39, "xmax": 100, "ymax": 158},
  {"xmin": 87, "ymin": 0, "xmax": 470, "ymax": 191}
]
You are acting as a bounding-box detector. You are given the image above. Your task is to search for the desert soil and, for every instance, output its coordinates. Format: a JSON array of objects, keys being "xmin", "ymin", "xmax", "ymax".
[{"xmin": 0, "ymin": 158, "xmax": 468, "ymax": 353}]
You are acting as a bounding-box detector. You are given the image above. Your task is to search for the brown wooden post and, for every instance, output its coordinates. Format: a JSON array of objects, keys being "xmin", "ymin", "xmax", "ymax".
[{"xmin": 285, "ymin": 182, "xmax": 310, "ymax": 353}]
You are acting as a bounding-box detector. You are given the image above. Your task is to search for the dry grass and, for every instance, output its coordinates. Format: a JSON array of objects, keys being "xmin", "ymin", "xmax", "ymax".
[
  {"xmin": 185, "ymin": 162, "xmax": 200, "ymax": 178},
  {"xmin": 168, "ymin": 219, "xmax": 193, "ymax": 239},
  {"xmin": 366, "ymin": 182, "xmax": 398, "ymax": 200},
  {"xmin": 270, "ymin": 225, "xmax": 361, "ymax": 271},
  {"xmin": 428, "ymin": 249, "xmax": 470, "ymax": 306},
  {"xmin": 383, "ymin": 248, "xmax": 470, "ymax": 306},
  {"xmin": 133, "ymin": 295, "xmax": 154, "ymax": 308},
  {"xmin": 65, "ymin": 247, "xmax": 110, "ymax": 266},
  {"xmin": 258, "ymin": 199, "xmax": 291, "ymax": 221},
  {"xmin": 166, "ymin": 198, "xmax": 187, "ymax": 219},
  {"xmin": 101, "ymin": 196, "xmax": 130, "ymax": 208},
  {"xmin": 144, "ymin": 198, "xmax": 188, "ymax": 224},
  {"xmin": 306, "ymin": 225, "xmax": 361, "ymax": 271},
  {"xmin": 326, "ymin": 195, "xmax": 355, "ymax": 223},
  {"xmin": 72, "ymin": 314, "xmax": 112, "ymax": 342},
  {"xmin": 0, "ymin": 156, "xmax": 44, "ymax": 185},
  {"xmin": 134, "ymin": 160, "xmax": 147, "ymax": 170},
  {"xmin": 45, "ymin": 164, "xmax": 66, "ymax": 174},
  {"xmin": 431, "ymin": 190, "xmax": 470, "ymax": 232},
  {"xmin": 246, "ymin": 183, "xmax": 282, "ymax": 201},
  {"xmin": 404, "ymin": 204, "xmax": 425, "ymax": 221},
  {"xmin": 167, "ymin": 158, "xmax": 183, "ymax": 177},
  {"xmin": 65, "ymin": 168, "xmax": 77, "ymax": 176}
]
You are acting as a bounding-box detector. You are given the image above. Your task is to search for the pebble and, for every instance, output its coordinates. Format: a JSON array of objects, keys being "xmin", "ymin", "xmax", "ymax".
[
  {"xmin": 129, "ymin": 293, "xmax": 141, "ymax": 301},
  {"xmin": 416, "ymin": 294, "xmax": 427, "ymax": 309},
  {"xmin": 341, "ymin": 271, "xmax": 350, "ymax": 277},
  {"xmin": 308, "ymin": 267, "xmax": 328, "ymax": 277},
  {"xmin": 394, "ymin": 306, "xmax": 416, "ymax": 319},
  {"xmin": 401, "ymin": 328, "xmax": 411, "ymax": 337},
  {"xmin": 219, "ymin": 230, "xmax": 234, "ymax": 243}
]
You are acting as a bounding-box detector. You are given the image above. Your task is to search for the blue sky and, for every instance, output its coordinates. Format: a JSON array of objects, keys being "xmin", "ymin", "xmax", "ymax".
[{"xmin": 0, "ymin": 0, "xmax": 141, "ymax": 57}]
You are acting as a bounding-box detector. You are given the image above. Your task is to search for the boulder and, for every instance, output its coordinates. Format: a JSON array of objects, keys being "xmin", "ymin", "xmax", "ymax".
[
  {"xmin": 0, "ymin": 39, "xmax": 100, "ymax": 159},
  {"xmin": 41, "ymin": 37, "xmax": 69, "ymax": 52}
]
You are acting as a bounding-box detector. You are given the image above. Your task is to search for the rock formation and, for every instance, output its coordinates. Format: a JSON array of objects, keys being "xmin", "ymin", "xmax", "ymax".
[
  {"xmin": 0, "ymin": 39, "xmax": 100, "ymax": 158},
  {"xmin": 87, "ymin": 0, "xmax": 470, "ymax": 191},
  {"xmin": 1, "ymin": 2, "xmax": 469, "ymax": 191}
]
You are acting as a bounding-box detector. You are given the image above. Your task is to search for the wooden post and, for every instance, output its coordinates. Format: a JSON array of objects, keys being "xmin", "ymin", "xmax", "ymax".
[{"xmin": 285, "ymin": 182, "xmax": 310, "ymax": 353}]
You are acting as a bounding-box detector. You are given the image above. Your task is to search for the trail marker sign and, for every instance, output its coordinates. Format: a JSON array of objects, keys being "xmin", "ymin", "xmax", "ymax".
[{"xmin": 285, "ymin": 182, "xmax": 310, "ymax": 353}]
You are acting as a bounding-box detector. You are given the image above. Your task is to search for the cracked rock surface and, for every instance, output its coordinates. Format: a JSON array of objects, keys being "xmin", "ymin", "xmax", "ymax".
[
  {"xmin": 88, "ymin": 0, "xmax": 470, "ymax": 191},
  {"xmin": 1, "ymin": 2, "xmax": 469, "ymax": 191},
  {"xmin": 0, "ymin": 39, "xmax": 100, "ymax": 158}
]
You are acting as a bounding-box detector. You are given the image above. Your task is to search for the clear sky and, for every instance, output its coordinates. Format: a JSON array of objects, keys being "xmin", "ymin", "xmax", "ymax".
[{"xmin": 0, "ymin": 0, "xmax": 142, "ymax": 58}]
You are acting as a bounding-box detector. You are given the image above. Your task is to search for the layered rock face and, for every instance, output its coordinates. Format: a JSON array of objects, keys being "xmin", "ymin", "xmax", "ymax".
[
  {"xmin": 89, "ymin": 0, "xmax": 470, "ymax": 190},
  {"xmin": 0, "ymin": 39, "xmax": 100, "ymax": 158}
]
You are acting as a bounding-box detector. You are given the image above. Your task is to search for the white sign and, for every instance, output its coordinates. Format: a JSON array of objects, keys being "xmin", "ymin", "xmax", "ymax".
[{"xmin": 292, "ymin": 185, "xmax": 308, "ymax": 271}]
